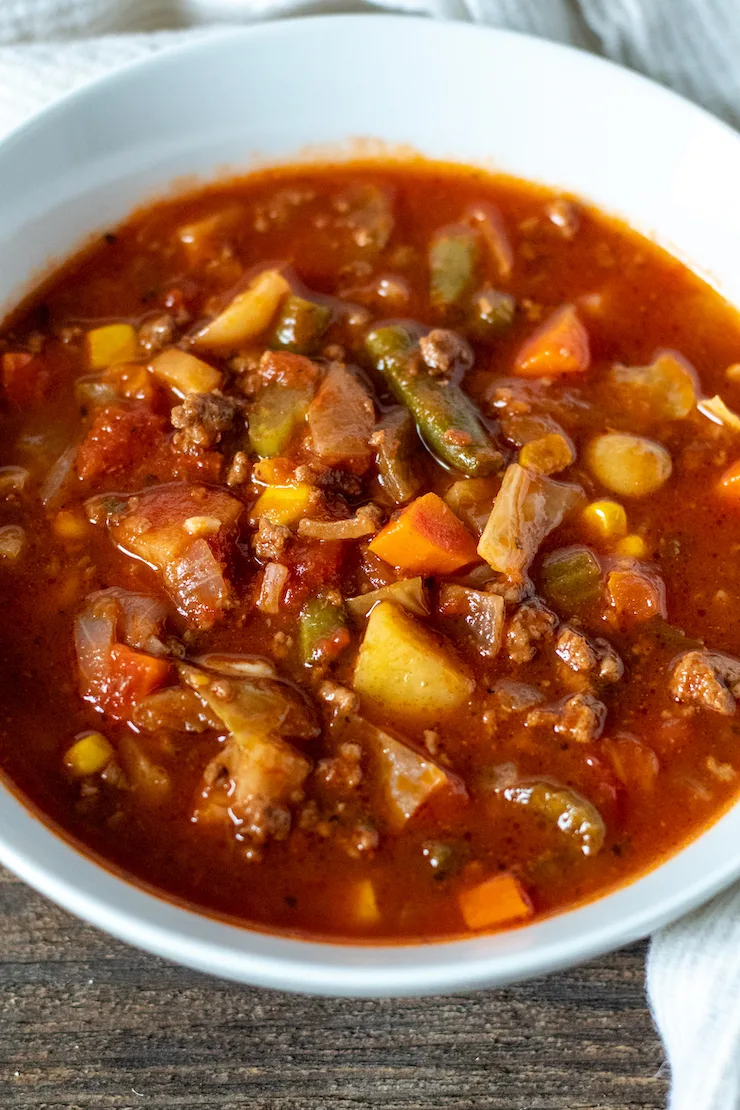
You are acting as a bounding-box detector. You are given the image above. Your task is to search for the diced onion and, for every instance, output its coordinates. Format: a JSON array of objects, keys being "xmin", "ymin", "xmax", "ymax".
[
  {"xmin": 697, "ymin": 394, "xmax": 740, "ymax": 431},
  {"xmin": 257, "ymin": 562, "xmax": 289, "ymax": 614}
]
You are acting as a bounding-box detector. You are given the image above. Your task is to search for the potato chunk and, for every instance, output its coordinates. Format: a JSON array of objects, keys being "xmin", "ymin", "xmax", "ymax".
[{"xmin": 353, "ymin": 601, "xmax": 473, "ymax": 720}]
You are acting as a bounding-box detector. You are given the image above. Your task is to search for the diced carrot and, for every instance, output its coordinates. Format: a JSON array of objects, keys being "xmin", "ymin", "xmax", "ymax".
[
  {"xmin": 76, "ymin": 404, "xmax": 166, "ymax": 481},
  {"xmin": 601, "ymin": 736, "xmax": 660, "ymax": 792},
  {"xmin": 606, "ymin": 566, "xmax": 666, "ymax": 627},
  {"xmin": 513, "ymin": 304, "xmax": 590, "ymax": 378},
  {"xmin": 458, "ymin": 872, "xmax": 533, "ymax": 931},
  {"xmin": 97, "ymin": 645, "xmax": 170, "ymax": 720},
  {"xmin": 2, "ymin": 352, "xmax": 49, "ymax": 406},
  {"xmin": 717, "ymin": 459, "xmax": 740, "ymax": 500},
  {"xmin": 369, "ymin": 492, "xmax": 478, "ymax": 575}
]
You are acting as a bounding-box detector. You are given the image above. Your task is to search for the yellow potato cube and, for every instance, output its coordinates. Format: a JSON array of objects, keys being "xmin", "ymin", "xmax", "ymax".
[
  {"xmin": 192, "ymin": 269, "xmax": 290, "ymax": 350},
  {"xmin": 86, "ymin": 324, "xmax": 137, "ymax": 370},
  {"xmin": 251, "ymin": 484, "xmax": 316, "ymax": 527},
  {"xmin": 353, "ymin": 601, "xmax": 473, "ymax": 720},
  {"xmin": 149, "ymin": 348, "xmax": 222, "ymax": 395}
]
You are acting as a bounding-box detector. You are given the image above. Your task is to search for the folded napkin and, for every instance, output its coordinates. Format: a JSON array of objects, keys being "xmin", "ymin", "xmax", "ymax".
[{"xmin": 2, "ymin": 3, "xmax": 740, "ymax": 1107}]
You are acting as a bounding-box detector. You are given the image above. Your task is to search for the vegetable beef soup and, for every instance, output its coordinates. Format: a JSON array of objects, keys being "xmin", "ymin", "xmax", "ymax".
[{"xmin": 1, "ymin": 161, "xmax": 740, "ymax": 941}]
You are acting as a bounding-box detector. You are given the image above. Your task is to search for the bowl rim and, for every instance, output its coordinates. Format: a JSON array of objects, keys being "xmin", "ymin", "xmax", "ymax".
[{"xmin": 2, "ymin": 12, "xmax": 740, "ymax": 996}]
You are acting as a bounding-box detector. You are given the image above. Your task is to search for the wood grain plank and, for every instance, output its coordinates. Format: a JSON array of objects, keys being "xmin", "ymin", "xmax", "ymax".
[{"xmin": 0, "ymin": 869, "xmax": 668, "ymax": 1110}]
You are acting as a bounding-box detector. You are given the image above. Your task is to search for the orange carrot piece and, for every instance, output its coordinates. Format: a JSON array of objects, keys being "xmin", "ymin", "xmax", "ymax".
[
  {"xmin": 459, "ymin": 872, "xmax": 533, "ymax": 931},
  {"xmin": 368, "ymin": 492, "xmax": 478, "ymax": 575},
  {"xmin": 514, "ymin": 304, "xmax": 590, "ymax": 378},
  {"xmin": 104, "ymin": 645, "xmax": 171, "ymax": 719},
  {"xmin": 717, "ymin": 459, "xmax": 740, "ymax": 500}
]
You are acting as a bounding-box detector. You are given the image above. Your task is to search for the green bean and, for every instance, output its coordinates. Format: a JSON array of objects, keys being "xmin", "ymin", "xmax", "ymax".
[
  {"xmin": 272, "ymin": 295, "xmax": 331, "ymax": 354},
  {"xmin": 365, "ymin": 324, "xmax": 502, "ymax": 477},
  {"xmin": 429, "ymin": 226, "xmax": 478, "ymax": 308}
]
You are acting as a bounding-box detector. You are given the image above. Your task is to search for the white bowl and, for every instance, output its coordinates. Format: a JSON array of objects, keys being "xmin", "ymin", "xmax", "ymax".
[{"xmin": 2, "ymin": 14, "xmax": 740, "ymax": 997}]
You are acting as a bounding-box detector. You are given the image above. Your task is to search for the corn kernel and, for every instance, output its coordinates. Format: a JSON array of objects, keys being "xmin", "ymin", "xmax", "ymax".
[
  {"xmin": 616, "ymin": 533, "xmax": 648, "ymax": 559},
  {"xmin": 53, "ymin": 510, "xmax": 90, "ymax": 541},
  {"xmin": 64, "ymin": 732, "xmax": 114, "ymax": 776},
  {"xmin": 581, "ymin": 499, "xmax": 628, "ymax": 541},
  {"xmin": 251, "ymin": 484, "xmax": 316, "ymax": 526},
  {"xmin": 351, "ymin": 878, "xmax": 380, "ymax": 925},
  {"xmin": 86, "ymin": 323, "xmax": 137, "ymax": 370}
]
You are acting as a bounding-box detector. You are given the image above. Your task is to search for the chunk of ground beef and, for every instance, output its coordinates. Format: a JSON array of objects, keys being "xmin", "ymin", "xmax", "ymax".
[
  {"xmin": 317, "ymin": 680, "xmax": 361, "ymax": 716},
  {"xmin": 138, "ymin": 314, "xmax": 177, "ymax": 353},
  {"xmin": 526, "ymin": 692, "xmax": 607, "ymax": 744},
  {"xmin": 670, "ymin": 650, "xmax": 740, "ymax": 715},
  {"xmin": 506, "ymin": 600, "xmax": 558, "ymax": 664},
  {"xmin": 316, "ymin": 741, "xmax": 363, "ymax": 790},
  {"xmin": 253, "ymin": 516, "xmax": 291, "ymax": 561},
  {"xmin": 419, "ymin": 328, "xmax": 474, "ymax": 376},
  {"xmin": 293, "ymin": 464, "xmax": 364, "ymax": 498},
  {"xmin": 555, "ymin": 626, "xmax": 623, "ymax": 683},
  {"xmin": 171, "ymin": 392, "xmax": 240, "ymax": 453},
  {"xmin": 226, "ymin": 450, "xmax": 250, "ymax": 487}
]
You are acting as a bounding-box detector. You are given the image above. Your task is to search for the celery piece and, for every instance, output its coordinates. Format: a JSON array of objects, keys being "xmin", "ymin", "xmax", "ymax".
[
  {"xmin": 429, "ymin": 226, "xmax": 478, "ymax": 308},
  {"xmin": 248, "ymin": 382, "xmax": 312, "ymax": 458},
  {"xmin": 540, "ymin": 546, "xmax": 602, "ymax": 612}
]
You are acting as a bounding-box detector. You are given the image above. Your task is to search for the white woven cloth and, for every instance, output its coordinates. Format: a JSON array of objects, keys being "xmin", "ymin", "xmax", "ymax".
[{"xmin": 2, "ymin": 3, "xmax": 740, "ymax": 1106}]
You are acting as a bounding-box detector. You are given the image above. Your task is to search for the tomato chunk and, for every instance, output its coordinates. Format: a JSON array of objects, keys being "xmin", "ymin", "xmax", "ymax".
[
  {"xmin": 76, "ymin": 404, "xmax": 166, "ymax": 481},
  {"xmin": 2, "ymin": 352, "xmax": 49, "ymax": 406}
]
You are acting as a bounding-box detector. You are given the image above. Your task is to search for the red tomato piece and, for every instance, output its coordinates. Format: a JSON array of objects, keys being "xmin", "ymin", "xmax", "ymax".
[
  {"xmin": 76, "ymin": 404, "xmax": 167, "ymax": 482},
  {"xmin": 2, "ymin": 352, "xmax": 50, "ymax": 406}
]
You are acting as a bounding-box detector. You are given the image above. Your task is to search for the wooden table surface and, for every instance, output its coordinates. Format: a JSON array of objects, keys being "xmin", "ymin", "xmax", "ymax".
[{"xmin": 0, "ymin": 867, "xmax": 668, "ymax": 1110}]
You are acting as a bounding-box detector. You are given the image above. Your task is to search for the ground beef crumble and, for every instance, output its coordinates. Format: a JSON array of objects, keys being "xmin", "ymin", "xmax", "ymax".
[
  {"xmin": 171, "ymin": 392, "xmax": 240, "ymax": 454},
  {"xmin": 670, "ymin": 650, "xmax": 740, "ymax": 715},
  {"xmin": 419, "ymin": 328, "xmax": 474, "ymax": 376},
  {"xmin": 555, "ymin": 626, "xmax": 623, "ymax": 684},
  {"xmin": 526, "ymin": 692, "xmax": 607, "ymax": 744},
  {"xmin": 506, "ymin": 600, "xmax": 558, "ymax": 664}
]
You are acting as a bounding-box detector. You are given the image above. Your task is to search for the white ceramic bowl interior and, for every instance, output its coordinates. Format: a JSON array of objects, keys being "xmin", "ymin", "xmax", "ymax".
[{"xmin": 2, "ymin": 15, "xmax": 740, "ymax": 996}]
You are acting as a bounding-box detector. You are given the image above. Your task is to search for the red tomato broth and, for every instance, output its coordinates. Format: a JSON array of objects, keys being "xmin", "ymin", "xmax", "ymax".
[{"xmin": 0, "ymin": 160, "xmax": 739, "ymax": 941}]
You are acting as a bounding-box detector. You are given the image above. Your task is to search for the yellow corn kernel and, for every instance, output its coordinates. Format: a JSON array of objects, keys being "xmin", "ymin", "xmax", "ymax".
[
  {"xmin": 64, "ymin": 732, "xmax": 114, "ymax": 776},
  {"xmin": 519, "ymin": 432, "xmax": 575, "ymax": 476},
  {"xmin": 53, "ymin": 510, "xmax": 90, "ymax": 541},
  {"xmin": 616, "ymin": 533, "xmax": 648, "ymax": 559},
  {"xmin": 581, "ymin": 499, "xmax": 628, "ymax": 541},
  {"xmin": 351, "ymin": 878, "xmax": 380, "ymax": 925},
  {"xmin": 86, "ymin": 323, "xmax": 137, "ymax": 370},
  {"xmin": 251, "ymin": 484, "xmax": 315, "ymax": 526}
]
